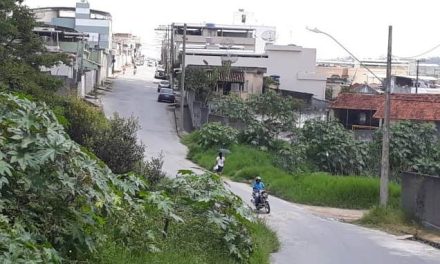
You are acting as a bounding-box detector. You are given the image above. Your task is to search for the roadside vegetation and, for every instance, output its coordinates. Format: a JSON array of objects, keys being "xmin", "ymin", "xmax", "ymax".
[
  {"xmin": 183, "ymin": 93, "xmax": 440, "ymax": 211},
  {"xmin": 0, "ymin": 2, "xmax": 278, "ymax": 263},
  {"xmin": 184, "ymin": 134, "xmax": 400, "ymax": 209}
]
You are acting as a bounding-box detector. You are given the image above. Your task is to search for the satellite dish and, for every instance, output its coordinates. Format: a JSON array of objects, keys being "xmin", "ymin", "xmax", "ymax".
[
  {"xmin": 221, "ymin": 53, "xmax": 238, "ymax": 64},
  {"xmin": 261, "ymin": 30, "xmax": 276, "ymax": 42}
]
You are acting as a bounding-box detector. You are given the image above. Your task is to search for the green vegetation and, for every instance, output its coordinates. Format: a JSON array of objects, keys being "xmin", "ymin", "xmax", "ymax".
[
  {"xmin": 0, "ymin": 94, "xmax": 278, "ymax": 263},
  {"xmin": 96, "ymin": 217, "xmax": 278, "ymax": 264},
  {"xmin": 0, "ymin": 1, "xmax": 280, "ymax": 262},
  {"xmin": 198, "ymin": 122, "xmax": 239, "ymax": 148},
  {"xmin": 358, "ymin": 206, "xmax": 418, "ymax": 235},
  {"xmin": 0, "ymin": 0, "xmax": 69, "ymax": 93},
  {"xmin": 213, "ymin": 92, "xmax": 300, "ymax": 147},
  {"xmin": 184, "ymin": 135, "xmax": 400, "ymax": 209}
]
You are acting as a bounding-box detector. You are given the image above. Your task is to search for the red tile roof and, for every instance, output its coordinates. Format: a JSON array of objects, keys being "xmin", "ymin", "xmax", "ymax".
[
  {"xmin": 331, "ymin": 93, "xmax": 440, "ymax": 121},
  {"xmin": 329, "ymin": 93, "xmax": 383, "ymax": 111}
]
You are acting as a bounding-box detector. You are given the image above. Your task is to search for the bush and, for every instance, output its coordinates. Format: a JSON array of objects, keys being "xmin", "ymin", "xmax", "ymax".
[
  {"xmin": 198, "ymin": 122, "xmax": 239, "ymax": 148},
  {"xmin": 87, "ymin": 114, "xmax": 145, "ymax": 174},
  {"xmin": 238, "ymin": 121, "xmax": 272, "ymax": 147},
  {"xmin": 133, "ymin": 154, "xmax": 167, "ymax": 187},
  {"xmin": 301, "ymin": 120, "xmax": 368, "ymax": 175},
  {"xmin": 273, "ymin": 142, "xmax": 307, "ymax": 173},
  {"xmin": 63, "ymin": 97, "xmax": 109, "ymax": 145},
  {"xmin": 372, "ymin": 121, "xmax": 440, "ymax": 177},
  {"xmin": 0, "ymin": 93, "xmax": 148, "ymax": 261}
]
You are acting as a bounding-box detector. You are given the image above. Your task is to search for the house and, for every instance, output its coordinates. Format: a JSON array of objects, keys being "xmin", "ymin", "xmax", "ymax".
[
  {"xmin": 112, "ymin": 33, "xmax": 142, "ymax": 72},
  {"xmin": 164, "ymin": 22, "xmax": 326, "ymax": 100},
  {"xmin": 330, "ymin": 93, "xmax": 440, "ymax": 131},
  {"xmin": 264, "ymin": 44, "xmax": 327, "ymax": 100},
  {"xmin": 351, "ymin": 84, "xmax": 382, "ymax": 94},
  {"xmin": 32, "ymin": 1, "xmax": 113, "ymax": 86},
  {"xmin": 32, "ymin": 2, "xmax": 112, "ymax": 50},
  {"xmin": 186, "ymin": 65, "xmax": 266, "ymax": 99}
]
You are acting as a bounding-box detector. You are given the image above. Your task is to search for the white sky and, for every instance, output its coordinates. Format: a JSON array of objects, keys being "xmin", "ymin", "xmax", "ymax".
[{"xmin": 25, "ymin": 0, "xmax": 440, "ymax": 60}]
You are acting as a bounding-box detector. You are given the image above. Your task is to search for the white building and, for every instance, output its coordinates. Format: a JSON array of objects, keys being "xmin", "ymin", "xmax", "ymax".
[
  {"xmin": 173, "ymin": 23, "xmax": 276, "ymax": 53},
  {"xmin": 265, "ymin": 44, "xmax": 326, "ymax": 100},
  {"xmin": 33, "ymin": 1, "xmax": 112, "ymax": 50},
  {"xmin": 183, "ymin": 44, "xmax": 326, "ymax": 100}
]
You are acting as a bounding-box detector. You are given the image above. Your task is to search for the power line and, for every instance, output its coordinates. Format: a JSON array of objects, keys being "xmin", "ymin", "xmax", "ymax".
[{"xmin": 393, "ymin": 42, "xmax": 440, "ymax": 60}]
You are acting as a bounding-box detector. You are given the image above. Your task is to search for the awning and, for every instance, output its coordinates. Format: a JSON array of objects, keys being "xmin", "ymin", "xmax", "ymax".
[{"xmin": 218, "ymin": 71, "xmax": 244, "ymax": 83}]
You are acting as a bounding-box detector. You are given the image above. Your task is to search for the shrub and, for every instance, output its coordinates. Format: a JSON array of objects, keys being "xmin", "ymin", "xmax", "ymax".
[
  {"xmin": 372, "ymin": 121, "xmax": 439, "ymax": 177},
  {"xmin": 0, "ymin": 93, "xmax": 145, "ymax": 261},
  {"xmin": 238, "ymin": 121, "xmax": 272, "ymax": 147},
  {"xmin": 301, "ymin": 120, "xmax": 368, "ymax": 175},
  {"xmin": 133, "ymin": 154, "xmax": 167, "ymax": 187},
  {"xmin": 198, "ymin": 122, "xmax": 239, "ymax": 148},
  {"xmin": 87, "ymin": 114, "xmax": 145, "ymax": 174},
  {"xmin": 273, "ymin": 142, "xmax": 307, "ymax": 173},
  {"xmin": 63, "ymin": 97, "xmax": 109, "ymax": 146}
]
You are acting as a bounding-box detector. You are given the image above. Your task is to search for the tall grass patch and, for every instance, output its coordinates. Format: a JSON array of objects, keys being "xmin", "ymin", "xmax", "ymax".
[{"xmin": 183, "ymin": 135, "xmax": 401, "ymax": 209}]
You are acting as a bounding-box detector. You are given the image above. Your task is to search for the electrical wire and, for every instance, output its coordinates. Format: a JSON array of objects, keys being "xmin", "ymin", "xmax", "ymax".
[{"xmin": 393, "ymin": 42, "xmax": 440, "ymax": 60}]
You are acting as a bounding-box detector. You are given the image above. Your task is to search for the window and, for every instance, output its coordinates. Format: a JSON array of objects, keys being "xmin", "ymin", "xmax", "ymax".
[{"xmin": 59, "ymin": 10, "xmax": 75, "ymax": 18}]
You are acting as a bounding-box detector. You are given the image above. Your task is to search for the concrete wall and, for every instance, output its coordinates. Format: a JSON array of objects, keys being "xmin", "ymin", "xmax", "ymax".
[
  {"xmin": 84, "ymin": 71, "xmax": 96, "ymax": 95},
  {"xmin": 185, "ymin": 54, "xmax": 268, "ymax": 68},
  {"xmin": 402, "ymin": 172, "xmax": 440, "ymax": 230},
  {"xmin": 265, "ymin": 45, "xmax": 327, "ymax": 100},
  {"xmin": 243, "ymin": 72, "xmax": 263, "ymax": 98}
]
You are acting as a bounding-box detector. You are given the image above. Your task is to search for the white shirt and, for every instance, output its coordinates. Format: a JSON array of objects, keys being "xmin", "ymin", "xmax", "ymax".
[{"xmin": 216, "ymin": 156, "xmax": 225, "ymax": 167}]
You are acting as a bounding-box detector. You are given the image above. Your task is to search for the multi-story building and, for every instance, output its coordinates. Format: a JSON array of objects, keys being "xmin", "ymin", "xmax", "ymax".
[
  {"xmin": 112, "ymin": 33, "xmax": 142, "ymax": 72},
  {"xmin": 33, "ymin": 1, "xmax": 112, "ymax": 50},
  {"xmin": 172, "ymin": 23, "xmax": 276, "ymax": 53},
  {"xmin": 32, "ymin": 1, "xmax": 113, "ymax": 97}
]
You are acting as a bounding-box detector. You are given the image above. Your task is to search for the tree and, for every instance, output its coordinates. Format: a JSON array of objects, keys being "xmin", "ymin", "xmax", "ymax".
[
  {"xmin": 0, "ymin": 0, "xmax": 68, "ymax": 92},
  {"xmin": 247, "ymin": 91, "xmax": 300, "ymax": 139},
  {"xmin": 185, "ymin": 67, "xmax": 219, "ymax": 106}
]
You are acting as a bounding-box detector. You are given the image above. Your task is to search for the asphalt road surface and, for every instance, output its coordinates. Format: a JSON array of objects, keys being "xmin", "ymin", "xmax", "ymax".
[{"xmin": 102, "ymin": 66, "xmax": 440, "ymax": 264}]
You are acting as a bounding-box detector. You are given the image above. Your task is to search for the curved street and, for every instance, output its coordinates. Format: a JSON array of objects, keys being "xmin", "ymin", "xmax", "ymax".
[{"xmin": 102, "ymin": 66, "xmax": 440, "ymax": 264}]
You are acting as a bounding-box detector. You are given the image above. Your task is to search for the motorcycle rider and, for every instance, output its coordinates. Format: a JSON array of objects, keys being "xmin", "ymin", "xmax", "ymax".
[{"xmin": 252, "ymin": 176, "xmax": 265, "ymax": 206}]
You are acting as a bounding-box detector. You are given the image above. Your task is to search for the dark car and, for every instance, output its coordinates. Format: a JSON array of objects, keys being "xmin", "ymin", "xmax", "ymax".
[
  {"xmin": 154, "ymin": 69, "xmax": 167, "ymax": 80},
  {"xmin": 158, "ymin": 88, "xmax": 175, "ymax": 103},
  {"xmin": 157, "ymin": 80, "xmax": 170, "ymax": 92}
]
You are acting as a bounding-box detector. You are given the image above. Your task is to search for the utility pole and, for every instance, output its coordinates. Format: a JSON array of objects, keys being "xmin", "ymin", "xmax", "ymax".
[
  {"xmin": 163, "ymin": 26, "xmax": 169, "ymax": 74},
  {"xmin": 180, "ymin": 24, "xmax": 187, "ymax": 131},
  {"xmin": 415, "ymin": 59, "xmax": 420, "ymax": 94},
  {"xmin": 380, "ymin": 25, "xmax": 392, "ymax": 207},
  {"xmin": 170, "ymin": 23, "xmax": 174, "ymax": 89}
]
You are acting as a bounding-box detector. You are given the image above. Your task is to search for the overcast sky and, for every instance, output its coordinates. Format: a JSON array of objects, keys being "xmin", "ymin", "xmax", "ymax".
[{"xmin": 25, "ymin": 0, "xmax": 440, "ymax": 60}]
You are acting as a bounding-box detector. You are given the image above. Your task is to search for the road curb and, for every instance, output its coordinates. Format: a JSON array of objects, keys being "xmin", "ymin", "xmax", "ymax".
[{"xmin": 173, "ymin": 106, "xmax": 183, "ymax": 139}]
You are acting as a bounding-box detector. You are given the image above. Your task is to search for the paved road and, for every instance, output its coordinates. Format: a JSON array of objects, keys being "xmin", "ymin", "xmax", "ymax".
[{"xmin": 102, "ymin": 66, "xmax": 440, "ymax": 264}]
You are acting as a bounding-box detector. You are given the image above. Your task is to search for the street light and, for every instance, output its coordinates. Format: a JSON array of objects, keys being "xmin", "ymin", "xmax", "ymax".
[
  {"xmin": 307, "ymin": 26, "xmax": 393, "ymax": 207},
  {"xmin": 306, "ymin": 27, "xmax": 384, "ymax": 84}
]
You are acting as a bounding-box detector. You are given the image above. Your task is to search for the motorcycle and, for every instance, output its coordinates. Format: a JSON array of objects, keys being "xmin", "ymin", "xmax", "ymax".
[{"xmin": 251, "ymin": 190, "xmax": 270, "ymax": 214}]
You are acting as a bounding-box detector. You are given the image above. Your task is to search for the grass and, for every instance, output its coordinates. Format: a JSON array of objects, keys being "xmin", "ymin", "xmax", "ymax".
[
  {"xmin": 94, "ymin": 219, "xmax": 278, "ymax": 264},
  {"xmin": 184, "ymin": 136, "xmax": 401, "ymax": 209},
  {"xmin": 357, "ymin": 206, "xmax": 419, "ymax": 235}
]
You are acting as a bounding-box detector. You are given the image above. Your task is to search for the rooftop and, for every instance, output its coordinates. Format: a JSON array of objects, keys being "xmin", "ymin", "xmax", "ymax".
[
  {"xmin": 330, "ymin": 93, "xmax": 440, "ymax": 121},
  {"xmin": 32, "ymin": 7, "xmax": 112, "ymax": 18}
]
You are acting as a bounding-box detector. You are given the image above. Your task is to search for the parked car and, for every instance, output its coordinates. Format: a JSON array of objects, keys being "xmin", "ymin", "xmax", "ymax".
[
  {"xmin": 157, "ymin": 88, "xmax": 175, "ymax": 103},
  {"xmin": 157, "ymin": 80, "xmax": 170, "ymax": 92},
  {"xmin": 154, "ymin": 69, "xmax": 167, "ymax": 79}
]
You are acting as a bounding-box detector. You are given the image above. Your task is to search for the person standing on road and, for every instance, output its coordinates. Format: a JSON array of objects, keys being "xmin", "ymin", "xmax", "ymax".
[
  {"xmin": 133, "ymin": 65, "xmax": 137, "ymax": 75},
  {"xmin": 214, "ymin": 152, "xmax": 225, "ymax": 173}
]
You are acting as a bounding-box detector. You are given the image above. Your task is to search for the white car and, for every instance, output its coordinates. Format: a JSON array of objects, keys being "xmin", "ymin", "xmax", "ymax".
[{"xmin": 157, "ymin": 80, "xmax": 170, "ymax": 92}]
